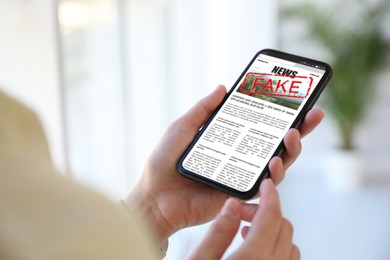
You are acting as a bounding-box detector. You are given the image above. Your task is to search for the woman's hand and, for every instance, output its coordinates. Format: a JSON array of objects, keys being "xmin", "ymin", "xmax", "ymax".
[
  {"xmin": 190, "ymin": 179, "xmax": 300, "ymax": 260},
  {"xmin": 124, "ymin": 85, "xmax": 324, "ymax": 247}
]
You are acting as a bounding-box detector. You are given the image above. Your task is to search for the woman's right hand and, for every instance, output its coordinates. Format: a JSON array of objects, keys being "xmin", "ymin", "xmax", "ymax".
[{"xmin": 189, "ymin": 179, "xmax": 300, "ymax": 260}]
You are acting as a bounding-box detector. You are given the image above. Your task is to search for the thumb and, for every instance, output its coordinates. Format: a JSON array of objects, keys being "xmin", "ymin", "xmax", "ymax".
[
  {"xmin": 179, "ymin": 85, "xmax": 226, "ymax": 132},
  {"xmin": 189, "ymin": 198, "xmax": 241, "ymax": 260}
]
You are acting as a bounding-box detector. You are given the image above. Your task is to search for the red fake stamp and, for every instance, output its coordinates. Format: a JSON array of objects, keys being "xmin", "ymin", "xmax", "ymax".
[{"xmin": 238, "ymin": 72, "xmax": 313, "ymax": 99}]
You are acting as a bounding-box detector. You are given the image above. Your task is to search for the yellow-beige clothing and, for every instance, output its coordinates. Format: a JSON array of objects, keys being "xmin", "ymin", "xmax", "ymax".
[{"xmin": 0, "ymin": 90, "xmax": 159, "ymax": 259}]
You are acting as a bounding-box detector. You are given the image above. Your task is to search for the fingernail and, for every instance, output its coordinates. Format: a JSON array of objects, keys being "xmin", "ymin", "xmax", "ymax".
[{"xmin": 221, "ymin": 198, "xmax": 240, "ymax": 217}]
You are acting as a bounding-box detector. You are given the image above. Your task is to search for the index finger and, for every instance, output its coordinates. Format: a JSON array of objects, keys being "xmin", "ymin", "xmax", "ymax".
[
  {"xmin": 299, "ymin": 108, "xmax": 325, "ymax": 138},
  {"xmin": 243, "ymin": 179, "xmax": 283, "ymax": 253}
]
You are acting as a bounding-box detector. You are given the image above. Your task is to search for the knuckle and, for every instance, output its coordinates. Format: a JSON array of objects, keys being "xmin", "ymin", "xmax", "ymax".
[
  {"xmin": 283, "ymin": 218, "xmax": 294, "ymax": 234},
  {"xmin": 276, "ymin": 168, "xmax": 286, "ymax": 185},
  {"xmin": 291, "ymin": 244, "xmax": 301, "ymax": 260}
]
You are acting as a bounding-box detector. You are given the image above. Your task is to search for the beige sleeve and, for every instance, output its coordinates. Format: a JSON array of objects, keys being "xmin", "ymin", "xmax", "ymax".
[{"xmin": 0, "ymin": 90, "xmax": 160, "ymax": 260}]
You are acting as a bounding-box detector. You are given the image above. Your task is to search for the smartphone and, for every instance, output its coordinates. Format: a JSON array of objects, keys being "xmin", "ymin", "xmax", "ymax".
[{"xmin": 177, "ymin": 49, "xmax": 333, "ymax": 200}]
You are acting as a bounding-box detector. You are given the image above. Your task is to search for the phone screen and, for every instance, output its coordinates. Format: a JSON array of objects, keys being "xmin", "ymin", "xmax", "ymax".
[{"xmin": 178, "ymin": 49, "xmax": 332, "ymax": 199}]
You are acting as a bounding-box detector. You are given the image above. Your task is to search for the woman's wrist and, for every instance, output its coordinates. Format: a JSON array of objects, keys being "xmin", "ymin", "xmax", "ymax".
[{"xmin": 123, "ymin": 180, "xmax": 174, "ymax": 248}]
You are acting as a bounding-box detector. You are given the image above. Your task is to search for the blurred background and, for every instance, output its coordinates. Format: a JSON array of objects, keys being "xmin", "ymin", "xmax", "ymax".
[{"xmin": 0, "ymin": 0, "xmax": 389, "ymax": 259}]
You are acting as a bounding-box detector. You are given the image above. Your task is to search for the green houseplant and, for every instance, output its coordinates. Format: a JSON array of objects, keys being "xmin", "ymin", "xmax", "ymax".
[{"xmin": 284, "ymin": 0, "xmax": 390, "ymax": 150}]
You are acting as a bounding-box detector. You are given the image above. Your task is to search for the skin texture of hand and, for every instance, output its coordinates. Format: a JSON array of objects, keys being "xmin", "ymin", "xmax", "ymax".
[
  {"xmin": 124, "ymin": 85, "xmax": 324, "ymax": 247},
  {"xmin": 189, "ymin": 179, "xmax": 300, "ymax": 260}
]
